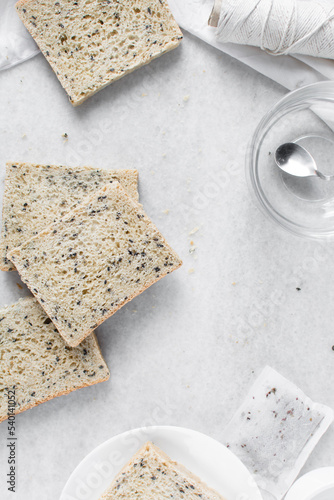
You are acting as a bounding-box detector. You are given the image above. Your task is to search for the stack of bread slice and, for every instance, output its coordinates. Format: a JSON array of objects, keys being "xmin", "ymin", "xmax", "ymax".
[{"xmin": 0, "ymin": 162, "xmax": 182, "ymax": 422}]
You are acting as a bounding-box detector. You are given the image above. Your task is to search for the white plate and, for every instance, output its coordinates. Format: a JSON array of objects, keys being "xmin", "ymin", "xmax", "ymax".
[
  {"xmin": 285, "ymin": 467, "xmax": 334, "ymax": 500},
  {"xmin": 60, "ymin": 425, "xmax": 263, "ymax": 500}
]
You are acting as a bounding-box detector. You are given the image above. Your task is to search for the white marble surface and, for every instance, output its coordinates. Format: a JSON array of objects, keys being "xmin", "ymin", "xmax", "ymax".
[{"xmin": 0, "ymin": 30, "xmax": 333, "ymax": 500}]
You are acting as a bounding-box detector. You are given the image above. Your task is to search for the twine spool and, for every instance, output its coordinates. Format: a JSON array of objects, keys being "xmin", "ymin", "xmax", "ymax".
[{"xmin": 210, "ymin": 0, "xmax": 334, "ymax": 59}]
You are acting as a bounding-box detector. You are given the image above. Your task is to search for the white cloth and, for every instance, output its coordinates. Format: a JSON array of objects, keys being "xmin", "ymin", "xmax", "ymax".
[{"xmin": 167, "ymin": 0, "xmax": 334, "ymax": 90}]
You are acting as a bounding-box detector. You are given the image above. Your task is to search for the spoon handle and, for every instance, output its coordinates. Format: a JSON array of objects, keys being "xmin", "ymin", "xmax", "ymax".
[{"xmin": 316, "ymin": 170, "xmax": 333, "ymax": 181}]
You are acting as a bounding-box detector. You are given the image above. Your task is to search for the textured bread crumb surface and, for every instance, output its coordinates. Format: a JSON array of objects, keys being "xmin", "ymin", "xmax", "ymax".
[
  {"xmin": 8, "ymin": 182, "xmax": 182, "ymax": 347},
  {"xmin": 0, "ymin": 162, "xmax": 138, "ymax": 271},
  {"xmin": 16, "ymin": 0, "xmax": 183, "ymax": 105},
  {"xmin": 0, "ymin": 297, "xmax": 109, "ymax": 423},
  {"xmin": 99, "ymin": 441, "xmax": 225, "ymax": 499}
]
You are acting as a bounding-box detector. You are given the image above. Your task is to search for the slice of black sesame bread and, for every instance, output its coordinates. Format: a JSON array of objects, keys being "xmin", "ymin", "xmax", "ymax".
[
  {"xmin": 16, "ymin": 0, "xmax": 183, "ymax": 106},
  {"xmin": 0, "ymin": 297, "xmax": 109, "ymax": 423},
  {"xmin": 99, "ymin": 441, "xmax": 225, "ymax": 499},
  {"xmin": 8, "ymin": 182, "xmax": 182, "ymax": 347},
  {"xmin": 0, "ymin": 162, "xmax": 138, "ymax": 272}
]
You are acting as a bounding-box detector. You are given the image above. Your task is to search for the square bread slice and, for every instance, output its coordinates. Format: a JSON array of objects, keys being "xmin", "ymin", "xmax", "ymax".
[
  {"xmin": 99, "ymin": 441, "xmax": 225, "ymax": 499},
  {"xmin": 8, "ymin": 182, "xmax": 182, "ymax": 347},
  {"xmin": 0, "ymin": 297, "xmax": 109, "ymax": 423},
  {"xmin": 16, "ymin": 0, "xmax": 183, "ymax": 106},
  {"xmin": 0, "ymin": 162, "xmax": 138, "ymax": 272}
]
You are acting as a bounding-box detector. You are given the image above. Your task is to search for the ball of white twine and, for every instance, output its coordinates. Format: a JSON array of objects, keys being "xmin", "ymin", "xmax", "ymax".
[{"xmin": 215, "ymin": 0, "xmax": 334, "ymax": 59}]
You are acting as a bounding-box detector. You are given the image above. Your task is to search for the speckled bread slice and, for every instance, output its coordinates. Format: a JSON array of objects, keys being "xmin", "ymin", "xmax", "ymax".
[
  {"xmin": 0, "ymin": 162, "xmax": 138, "ymax": 272},
  {"xmin": 15, "ymin": 0, "xmax": 183, "ymax": 106},
  {"xmin": 8, "ymin": 182, "xmax": 182, "ymax": 347},
  {"xmin": 99, "ymin": 441, "xmax": 225, "ymax": 499},
  {"xmin": 0, "ymin": 297, "xmax": 109, "ymax": 423}
]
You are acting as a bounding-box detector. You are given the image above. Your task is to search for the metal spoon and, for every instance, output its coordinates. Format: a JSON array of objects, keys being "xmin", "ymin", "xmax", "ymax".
[{"xmin": 275, "ymin": 142, "xmax": 333, "ymax": 181}]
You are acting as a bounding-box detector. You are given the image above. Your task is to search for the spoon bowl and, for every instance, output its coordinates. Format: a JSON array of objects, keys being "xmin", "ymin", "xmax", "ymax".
[{"xmin": 275, "ymin": 142, "xmax": 333, "ymax": 181}]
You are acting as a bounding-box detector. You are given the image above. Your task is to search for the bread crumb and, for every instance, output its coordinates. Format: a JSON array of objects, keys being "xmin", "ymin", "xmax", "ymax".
[
  {"xmin": 163, "ymin": 209, "xmax": 169, "ymax": 215},
  {"xmin": 142, "ymin": 93, "xmax": 147, "ymax": 97},
  {"xmin": 16, "ymin": 283, "xmax": 23, "ymax": 290},
  {"xmin": 183, "ymin": 95, "xmax": 190, "ymax": 102},
  {"xmin": 189, "ymin": 227, "xmax": 199, "ymax": 235},
  {"xmin": 188, "ymin": 268, "xmax": 195, "ymax": 274},
  {"xmin": 22, "ymin": 134, "xmax": 26, "ymax": 139},
  {"xmin": 190, "ymin": 240, "xmax": 194, "ymax": 245},
  {"xmin": 232, "ymin": 282, "xmax": 236, "ymax": 286}
]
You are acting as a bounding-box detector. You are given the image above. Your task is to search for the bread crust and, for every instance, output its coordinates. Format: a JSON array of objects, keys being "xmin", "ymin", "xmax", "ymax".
[
  {"xmin": 0, "ymin": 298, "xmax": 110, "ymax": 423},
  {"xmin": 0, "ymin": 367, "xmax": 109, "ymax": 424},
  {"xmin": 8, "ymin": 182, "xmax": 182, "ymax": 347}
]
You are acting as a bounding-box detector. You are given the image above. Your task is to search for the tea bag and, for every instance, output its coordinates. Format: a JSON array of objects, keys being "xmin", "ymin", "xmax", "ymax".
[{"xmin": 221, "ymin": 366, "xmax": 333, "ymax": 500}]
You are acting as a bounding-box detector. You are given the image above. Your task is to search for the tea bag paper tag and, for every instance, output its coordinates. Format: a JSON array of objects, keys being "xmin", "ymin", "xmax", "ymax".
[{"xmin": 221, "ymin": 366, "xmax": 333, "ymax": 499}]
